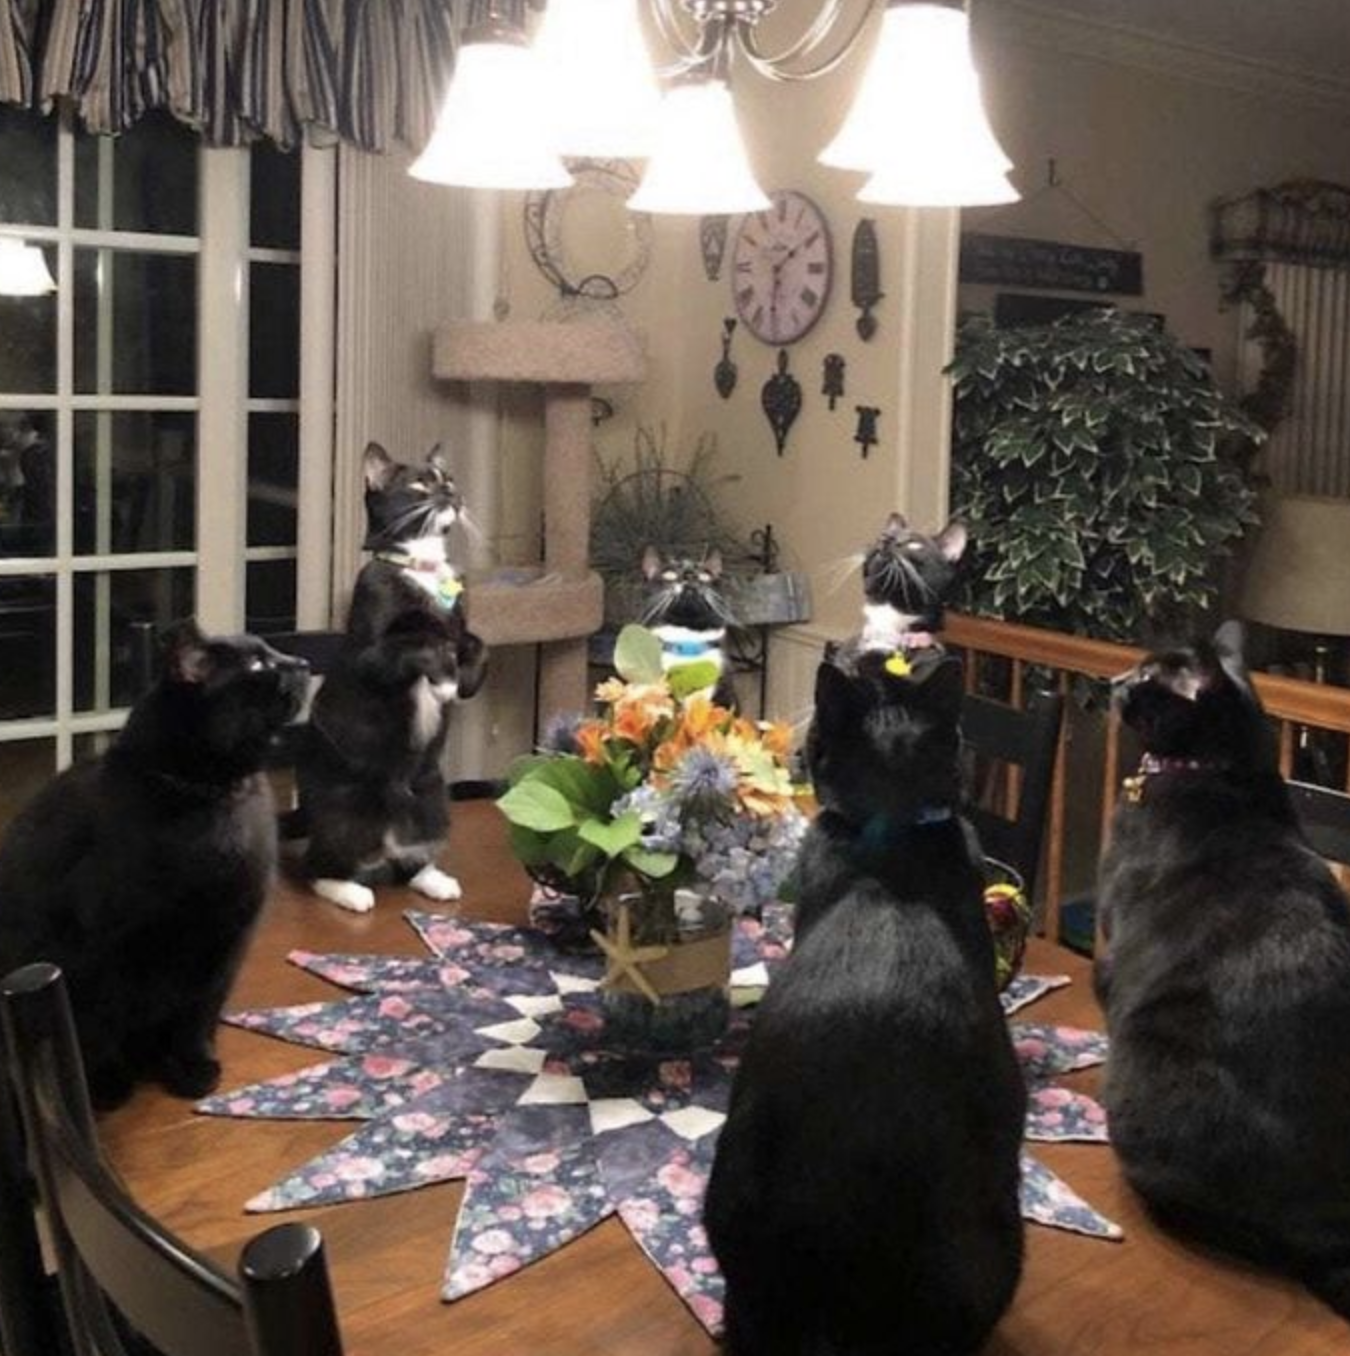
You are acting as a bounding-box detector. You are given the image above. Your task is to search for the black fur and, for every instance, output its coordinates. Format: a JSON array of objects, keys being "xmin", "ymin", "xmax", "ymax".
[
  {"xmin": 1096, "ymin": 621, "xmax": 1350, "ymax": 1319},
  {"xmin": 639, "ymin": 545, "xmax": 738, "ymax": 709},
  {"xmin": 704, "ymin": 647, "xmax": 1025, "ymax": 1356},
  {"xmin": 0, "ymin": 622, "xmax": 308, "ymax": 1109},
  {"xmin": 296, "ymin": 444, "xmax": 486, "ymax": 902},
  {"xmin": 860, "ymin": 512, "xmax": 967, "ymax": 646}
]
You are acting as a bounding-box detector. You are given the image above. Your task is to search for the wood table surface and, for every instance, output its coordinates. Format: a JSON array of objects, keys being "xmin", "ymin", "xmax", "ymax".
[{"xmin": 99, "ymin": 800, "xmax": 1348, "ymax": 1356}]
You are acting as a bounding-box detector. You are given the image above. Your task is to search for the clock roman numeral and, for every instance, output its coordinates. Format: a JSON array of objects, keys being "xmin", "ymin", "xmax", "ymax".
[
  {"xmin": 800, "ymin": 287, "xmax": 819, "ymax": 308},
  {"xmin": 752, "ymin": 304, "xmax": 765, "ymax": 330},
  {"xmin": 807, "ymin": 261, "xmax": 825, "ymax": 275},
  {"xmin": 776, "ymin": 198, "xmax": 787, "ymax": 221},
  {"xmin": 737, "ymin": 286, "xmax": 755, "ymax": 307},
  {"xmin": 804, "ymin": 230, "xmax": 821, "ymax": 248}
]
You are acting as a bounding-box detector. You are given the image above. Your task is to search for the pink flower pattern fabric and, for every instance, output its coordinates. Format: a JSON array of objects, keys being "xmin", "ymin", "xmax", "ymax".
[{"xmin": 199, "ymin": 908, "xmax": 1119, "ymax": 1334}]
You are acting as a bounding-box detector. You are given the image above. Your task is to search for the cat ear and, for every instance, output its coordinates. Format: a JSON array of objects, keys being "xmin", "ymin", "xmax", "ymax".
[
  {"xmin": 641, "ymin": 546, "xmax": 663, "ymax": 581},
  {"xmin": 426, "ymin": 443, "xmax": 449, "ymax": 475},
  {"xmin": 703, "ymin": 549, "xmax": 723, "ymax": 580},
  {"xmin": 935, "ymin": 519, "xmax": 968, "ymax": 564},
  {"xmin": 1212, "ymin": 620, "xmax": 1250, "ymax": 688},
  {"xmin": 363, "ymin": 442, "xmax": 396, "ymax": 491},
  {"xmin": 883, "ymin": 512, "xmax": 907, "ymax": 538},
  {"xmin": 160, "ymin": 618, "xmax": 212, "ymax": 685}
]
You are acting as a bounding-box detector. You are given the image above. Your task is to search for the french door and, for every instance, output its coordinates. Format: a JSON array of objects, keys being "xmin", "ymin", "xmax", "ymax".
[{"xmin": 0, "ymin": 107, "xmax": 334, "ymax": 818}]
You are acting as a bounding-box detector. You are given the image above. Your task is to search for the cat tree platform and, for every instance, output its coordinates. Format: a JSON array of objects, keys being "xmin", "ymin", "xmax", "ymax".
[{"xmin": 433, "ymin": 319, "xmax": 646, "ymax": 722}]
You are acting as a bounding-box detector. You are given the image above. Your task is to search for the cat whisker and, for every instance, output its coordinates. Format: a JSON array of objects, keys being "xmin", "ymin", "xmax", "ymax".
[
  {"xmin": 455, "ymin": 508, "xmax": 486, "ymax": 544},
  {"xmin": 823, "ymin": 552, "xmax": 866, "ymax": 595}
]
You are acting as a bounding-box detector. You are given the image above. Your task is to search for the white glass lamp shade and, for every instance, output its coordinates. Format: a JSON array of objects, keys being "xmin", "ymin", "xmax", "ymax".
[
  {"xmin": 821, "ymin": 2, "xmax": 1018, "ymax": 207},
  {"xmin": 534, "ymin": 0, "xmax": 661, "ymax": 157},
  {"xmin": 628, "ymin": 79, "xmax": 771, "ymax": 216},
  {"xmin": 0, "ymin": 237, "xmax": 56, "ymax": 296},
  {"xmin": 409, "ymin": 40, "xmax": 572, "ymax": 191}
]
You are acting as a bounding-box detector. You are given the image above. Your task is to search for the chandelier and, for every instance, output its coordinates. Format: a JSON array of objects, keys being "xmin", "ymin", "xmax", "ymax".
[{"xmin": 409, "ymin": 0, "xmax": 1018, "ymax": 212}]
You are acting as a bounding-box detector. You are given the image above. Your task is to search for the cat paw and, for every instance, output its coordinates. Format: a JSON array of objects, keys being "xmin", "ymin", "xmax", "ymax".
[
  {"xmin": 410, "ymin": 864, "xmax": 462, "ymax": 902},
  {"xmin": 158, "ymin": 1055, "xmax": 222, "ymax": 1099},
  {"xmin": 312, "ymin": 878, "xmax": 376, "ymax": 913}
]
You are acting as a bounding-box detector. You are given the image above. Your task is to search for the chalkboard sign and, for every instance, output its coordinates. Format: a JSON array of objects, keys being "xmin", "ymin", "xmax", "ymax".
[{"xmin": 959, "ymin": 232, "xmax": 1144, "ymax": 296}]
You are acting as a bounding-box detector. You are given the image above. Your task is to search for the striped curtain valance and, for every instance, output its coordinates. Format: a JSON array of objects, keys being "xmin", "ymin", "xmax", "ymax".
[
  {"xmin": 1211, "ymin": 180, "xmax": 1350, "ymax": 270},
  {"xmin": 0, "ymin": 0, "xmax": 463, "ymax": 152}
]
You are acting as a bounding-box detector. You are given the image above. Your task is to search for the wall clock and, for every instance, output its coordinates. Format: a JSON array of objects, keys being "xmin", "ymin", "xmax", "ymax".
[{"xmin": 731, "ymin": 188, "xmax": 833, "ymax": 345}]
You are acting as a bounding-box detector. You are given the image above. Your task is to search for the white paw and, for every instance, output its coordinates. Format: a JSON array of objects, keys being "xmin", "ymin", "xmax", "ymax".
[
  {"xmin": 312, "ymin": 878, "xmax": 376, "ymax": 914},
  {"xmin": 410, "ymin": 865, "xmax": 462, "ymax": 902}
]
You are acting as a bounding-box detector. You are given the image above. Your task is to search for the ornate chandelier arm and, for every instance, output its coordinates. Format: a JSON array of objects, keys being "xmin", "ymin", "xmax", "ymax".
[{"xmin": 738, "ymin": 0, "xmax": 883, "ymax": 81}]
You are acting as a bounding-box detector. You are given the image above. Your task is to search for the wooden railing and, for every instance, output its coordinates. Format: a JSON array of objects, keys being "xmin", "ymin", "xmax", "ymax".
[{"xmin": 944, "ymin": 612, "xmax": 1350, "ymax": 943}]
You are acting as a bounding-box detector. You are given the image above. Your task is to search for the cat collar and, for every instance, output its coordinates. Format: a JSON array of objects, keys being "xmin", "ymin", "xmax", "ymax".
[
  {"xmin": 376, "ymin": 552, "xmax": 463, "ymax": 609},
  {"xmin": 1121, "ymin": 753, "xmax": 1218, "ymax": 804}
]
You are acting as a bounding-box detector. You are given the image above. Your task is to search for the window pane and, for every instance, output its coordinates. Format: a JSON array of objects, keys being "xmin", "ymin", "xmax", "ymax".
[
  {"xmin": 246, "ymin": 558, "xmax": 296, "ymax": 635},
  {"xmin": 73, "ymin": 731, "xmax": 119, "ymax": 764},
  {"xmin": 250, "ymin": 145, "xmax": 301, "ymax": 250},
  {"xmin": 0, "ymin": 289, "xmax": 57, "ymax": 393},
  {"xmin": 74, "ymin": 250, "xmax": 197, "ymax": 396},
  {"xmin": 74, "ymin": 113, "xmax": 198, "ymax": 235},
  {"xmin": 249, "ymin": 262, "xmax": 299, "ymax": 399},
  {"xmin": 74, "ymin": 567, "xmax": 195, "ymax": 712},
  {"xmin": 0, "ymin": 107, "xmax": 57, "ymax": 226},
  {"xmin": 0, "ymin": 575, "xmax": 56, "ymax": 718},
  {"xmin": 0, "ymin": 410, "xmax": 57, "ymax": 557},
  {"xmin": 0, "ymin": 737, "xmax": 57, "ymax": 835},
  {"xmin": 73, "ymin": 412, "xmax": 196, "ymax": 555},
  {"xmin": 248, "ymin": 413, "xmax": 298, "ymax": 546}
]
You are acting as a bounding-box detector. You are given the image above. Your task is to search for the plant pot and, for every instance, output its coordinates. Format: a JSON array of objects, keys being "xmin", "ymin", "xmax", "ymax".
[{"xmin": 597, "ymin": 886, "xmax": 732, "ymax": 1052}]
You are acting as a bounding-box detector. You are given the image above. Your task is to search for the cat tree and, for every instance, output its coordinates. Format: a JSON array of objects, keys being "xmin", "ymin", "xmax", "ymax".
[{"xmin": 432, "ymin": 319, "xmax": 645, "ymax": 722}]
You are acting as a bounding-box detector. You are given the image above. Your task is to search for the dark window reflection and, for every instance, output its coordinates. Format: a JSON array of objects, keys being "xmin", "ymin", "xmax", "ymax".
[
  {"xmin": 0, "ymin": 288, "xmax": 57, "ymax": 394},
  {"xmin": 0, "ymin": 410, "xmax": 57, "ymax": 557},
  {"xmin": 249, "ymin": 262, "xmax": 300, "ymax": 399},
  {"xmin": 250, "ymin": 144, "xmax": 301, "ymax": 249},
  {"xmin": 0, "ymin": 739, "xmax": 57, "ymax": 834},
  {"xmin": 246, "ymin": 558, "xmax": 297, "ymax": 635},
  {"xmin": 74, "ymin": 113, "xmax": 198, "ymax": 236},
  {"xmin": 0, "ymin": 574, "xmax": 56, "ymax": 718},
  {"xmin": 248, "ymin": 413, "xmax": 298, "ymax": 547},
  {"xmin": 0, "ymin": 107, "xmax": 57, "ymax": 226}
]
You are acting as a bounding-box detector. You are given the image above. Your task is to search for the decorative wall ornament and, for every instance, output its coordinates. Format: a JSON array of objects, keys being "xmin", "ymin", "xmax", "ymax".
[
  {"xmin": 524, "ymin": 159, "xmax": 653, "ymax": 303},
  {"xmin": 761, "ymin": 350, "xmax": 802, "ymax": 456},
  {"xmin": 700, "ymin": 214, "xmax": 731, "ymax": 281},
  {"xmin": 1210, "ymin": 180, "xmax": 1350, "ymax": 269},
  {"xmin": 1218, "ymin": 260, "xmax": 1298, "ymax": 445},
  {"xmin": 850, "ymin": 218, "xmax": 882, "ymax": 340},
  {"xmin": 714, "ymin": 317, "xmax": 739, "ymax": 399},
  {"xmin": 822, "ymin": 353, "xmax": 846, "ymax": 410},
  {"xmin": 854, "ymin": 405, "xmax": 880, "ymax": 459}
]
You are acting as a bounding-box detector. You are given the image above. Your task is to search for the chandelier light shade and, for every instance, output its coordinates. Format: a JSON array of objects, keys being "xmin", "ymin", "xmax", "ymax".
[
  {"xmin": 408, "ymin": 10, "xmax": 571, "ymax": 191},
  {"xmin": 821, "ymin": 0, "xmax": 1019, "ymax": 206},
  {"xmin": 0, "ymin": 237, "xmax": 56, "ymax": 296},
  {"xmin": 628, "ymin": 77, "xmax": 772, "ymax": 215},
  {"xmin": 534, "ymin": 0, "xmax": 662, "ymax": 158}
]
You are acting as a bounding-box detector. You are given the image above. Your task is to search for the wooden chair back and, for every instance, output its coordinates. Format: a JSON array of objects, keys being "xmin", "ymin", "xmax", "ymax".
[
  {"xmin": 0, "ymin": 962, "xmax": 345, "ymax": 1356},
  {"xmin": 1288, "ymin": 779, "xmax": 1350, "ymax": 883}
]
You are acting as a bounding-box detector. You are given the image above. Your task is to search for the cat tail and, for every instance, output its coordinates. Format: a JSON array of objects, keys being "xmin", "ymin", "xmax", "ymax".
[{"xmin": 1302, "ymin": 1259, "xmax": 1350, "ymax": 1321}]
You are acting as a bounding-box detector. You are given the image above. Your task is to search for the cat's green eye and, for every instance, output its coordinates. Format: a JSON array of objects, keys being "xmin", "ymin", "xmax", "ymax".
[{"xmin": 408, "ymin": 481, "xmax": 428, "ymax": 491}]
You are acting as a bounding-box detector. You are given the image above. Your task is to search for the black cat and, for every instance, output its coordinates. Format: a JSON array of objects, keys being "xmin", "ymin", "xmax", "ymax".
[
  {"xmin": 296, "ymin": 442, "xmax": 487, "ymax": 914},
  {"xmin": 1096, "ymin": 621, "xmax": 1350, "ymax": 1319},
  {"xmin": 0, "ymin": 622, "xmax": 308, "ymax": 1109},
  {"xmin": 860, "ymin": 511, "xmax": 967, "ymax": 653},
  {"xmin": 639, "ymin": 545, "xmax": 738, "ymax": 708},
  {"xmin": 704, "ymin": 645, "xmax": 1025, "ymax": 1356}
]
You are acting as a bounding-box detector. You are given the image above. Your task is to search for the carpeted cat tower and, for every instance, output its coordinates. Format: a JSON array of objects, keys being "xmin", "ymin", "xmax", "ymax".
[{"xmin": 433, "ymin": 320, "xmax": 645, "ymax": 723}]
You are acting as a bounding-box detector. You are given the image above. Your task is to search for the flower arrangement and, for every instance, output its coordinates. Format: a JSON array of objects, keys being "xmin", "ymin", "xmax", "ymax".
[{"xmin": 497, "ymin": 625, "xmax": 808, "ymax": 935}]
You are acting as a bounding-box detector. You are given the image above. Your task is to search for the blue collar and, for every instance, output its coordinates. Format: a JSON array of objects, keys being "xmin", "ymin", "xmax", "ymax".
[
  {"xmin": 661, "ymin": 636, "xmax": 718, "ymax": 659},
  {"xmin": 857, "ymin": 807, "xmax": 954, "ymax": 855}
]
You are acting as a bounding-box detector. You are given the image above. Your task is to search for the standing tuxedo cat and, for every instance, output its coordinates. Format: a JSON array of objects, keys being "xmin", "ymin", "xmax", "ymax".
[
  {"xmin": 704, "ymin": 646, "xmax": 1025, "ymax": 1356},
  {"xmin": 1096, "ymin": 622, "xmax": 1350, "ymax": 1319},
  {"xmin": 297, "ymin": 443, "xmax": 487, "ymax": 915},
  {"xmin": 0, "ymin": 622, "xmax": 308, "ymax": 1108},
  {"xmin": 860, "ymin": 511, "xmax": 967, "ymax": 653},
  {"xmin": 640, "ymin": 545, "xmax": 738, "ymax": 708}
]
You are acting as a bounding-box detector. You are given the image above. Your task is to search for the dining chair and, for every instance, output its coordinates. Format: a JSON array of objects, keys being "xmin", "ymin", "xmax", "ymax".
[
  {"xmin": 1288, "ymin": 779, "xmax": 1350, "ymax": 872},
  {"xmin": 0, "ymin": 961, "xmax": 346, "ymax": 1356},
  {"xmin": 959, "ymin": 688, "xmax": 1065, "ymax": 904}
]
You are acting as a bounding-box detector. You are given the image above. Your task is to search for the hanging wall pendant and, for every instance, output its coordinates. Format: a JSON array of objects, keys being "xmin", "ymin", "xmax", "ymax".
[
  {"xmin": 854, "ymin": 405, "xmax": 881, "ymax": 459},
  {"xmin": 700, "ymin": 214, "xmax": 731, "ymax": 282},
  {"xmin": 762, "ymin": 349, "xmax": 802, "ymax": 456},
  {"xmin": 851, "ymin": 218, "xmax": 883, "ymax": 341},
  {"xmin": 822, "ymin": 353, "xmax": 846, "ymax": 410},
  {"xmin": 714, "ymin": 317, "xmax": 739, "ymax": 399}
]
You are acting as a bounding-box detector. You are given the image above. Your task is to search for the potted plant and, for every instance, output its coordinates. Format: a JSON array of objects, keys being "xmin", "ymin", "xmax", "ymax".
[
  {"xmin": 948, "ymin": 309, "xmax": 1262, "ymax": 644},
  {"xmin": 496, "ymin": 624, "xmax": 807, "ymax": 1049}
]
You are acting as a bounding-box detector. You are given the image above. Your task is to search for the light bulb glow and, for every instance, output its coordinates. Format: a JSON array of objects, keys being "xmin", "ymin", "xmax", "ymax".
[
  {"xmin": 628, "ymin": 80, "xmax": 771, "ymax": 216},
  {"xmin": 0, "ymin": 237, "xmax": 56, "ymax": 296},
  {"xmin": 409, "ymin": 41, "xmax": 572, "ymax": 191}
]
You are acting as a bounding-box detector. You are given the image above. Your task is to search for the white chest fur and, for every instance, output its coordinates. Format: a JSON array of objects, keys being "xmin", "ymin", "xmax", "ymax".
[
  {"xmin": 860, "ymin": 602, "xmax": 924, "ymax": 653},
  {"xmin": 410, "ymin": 675, "xmax": 458, "ymax": 748}
]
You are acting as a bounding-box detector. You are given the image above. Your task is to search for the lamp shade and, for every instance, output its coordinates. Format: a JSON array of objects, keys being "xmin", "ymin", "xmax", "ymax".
[
  {"xmin": 0, "ymin": 237, "xmax": 56, "ymax": 296},
  {"xmin": 821, "ymin": 1, "xmax": 1018, "ymax": 207},
  {"xmin": 1240, "ymin": 494, "xmax": 1350, "ymax": 636},
  {"xmin": 628, "ymin": 78, "xmax": 772, "ymax": 216},
  {"xmin": 409, "ymin": 39, "xmax": 572, "ymax": 191},
  {"xmin": 534, "ymin": 0, "xmax": 661, "ymax": 157}
]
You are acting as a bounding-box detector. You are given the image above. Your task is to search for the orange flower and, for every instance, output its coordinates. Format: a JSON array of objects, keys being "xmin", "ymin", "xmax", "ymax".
[{"xmin": 575, "ymin": 721, "xmax": 608, "ymax": 766}]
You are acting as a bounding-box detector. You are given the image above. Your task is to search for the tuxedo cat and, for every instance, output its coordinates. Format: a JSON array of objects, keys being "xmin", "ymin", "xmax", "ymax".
[
  {"xmin": 1096, "ymin": 622, "xmax": 1350, "ymax": 1319},
  {"xmin": 704, "ymin": 645, "xmax": 1025, "ymax": 1356},
  {"xmin": 296, "ymin": 443, "xmax": 487, "ymax": 915},
  {"xmin": 639, "ymin": 545, "xmax": 738, "ymax": 708},
  {"xmin": 0, "ymin": 622, "xmax": 308, "ymax": 1108},
  {"xmin": 859, "ymin": 511, "xmax": 967, "ymax": 653}
]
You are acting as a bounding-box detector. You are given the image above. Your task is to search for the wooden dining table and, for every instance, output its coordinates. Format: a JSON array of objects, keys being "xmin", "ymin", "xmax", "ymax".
[{"xmin": 100, "ymin": 800, "xmax": 1347, "ymax": 1356}]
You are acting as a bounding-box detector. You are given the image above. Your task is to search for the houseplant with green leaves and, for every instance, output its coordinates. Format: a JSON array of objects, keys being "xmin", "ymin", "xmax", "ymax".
[{"xmin": 948, "ymin": 309, "xmax": 1262, "ymax": 644}]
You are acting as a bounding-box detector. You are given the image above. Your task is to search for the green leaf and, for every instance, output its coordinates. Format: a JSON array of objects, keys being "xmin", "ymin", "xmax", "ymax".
[
  {"xmin": 578, "ymin": 810, "xmax": 644, "ymax": 859},
  {"xmin": 496, "ymin": 780, "xmax": 577, "ymax": 832},
  {"xmin": 666, "ymin": 659, "xmax": 721, "ymax": 699},
  {"xmin": 622, "ymin": 846, "xmax": 679, "ymax": 879},
  {"xmin": 613, "ymin": 624, "xmax": 664, "ymax": 684}
]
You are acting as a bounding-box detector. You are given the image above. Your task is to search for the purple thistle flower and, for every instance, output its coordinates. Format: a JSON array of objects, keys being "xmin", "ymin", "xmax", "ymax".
[
  {"xmin": 539, "ymin": 711, "xmax": 584, "ymax": 755},
  {"xmin": 668, "ymin": 746, "xmax": 738, "ymax": 812}
]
